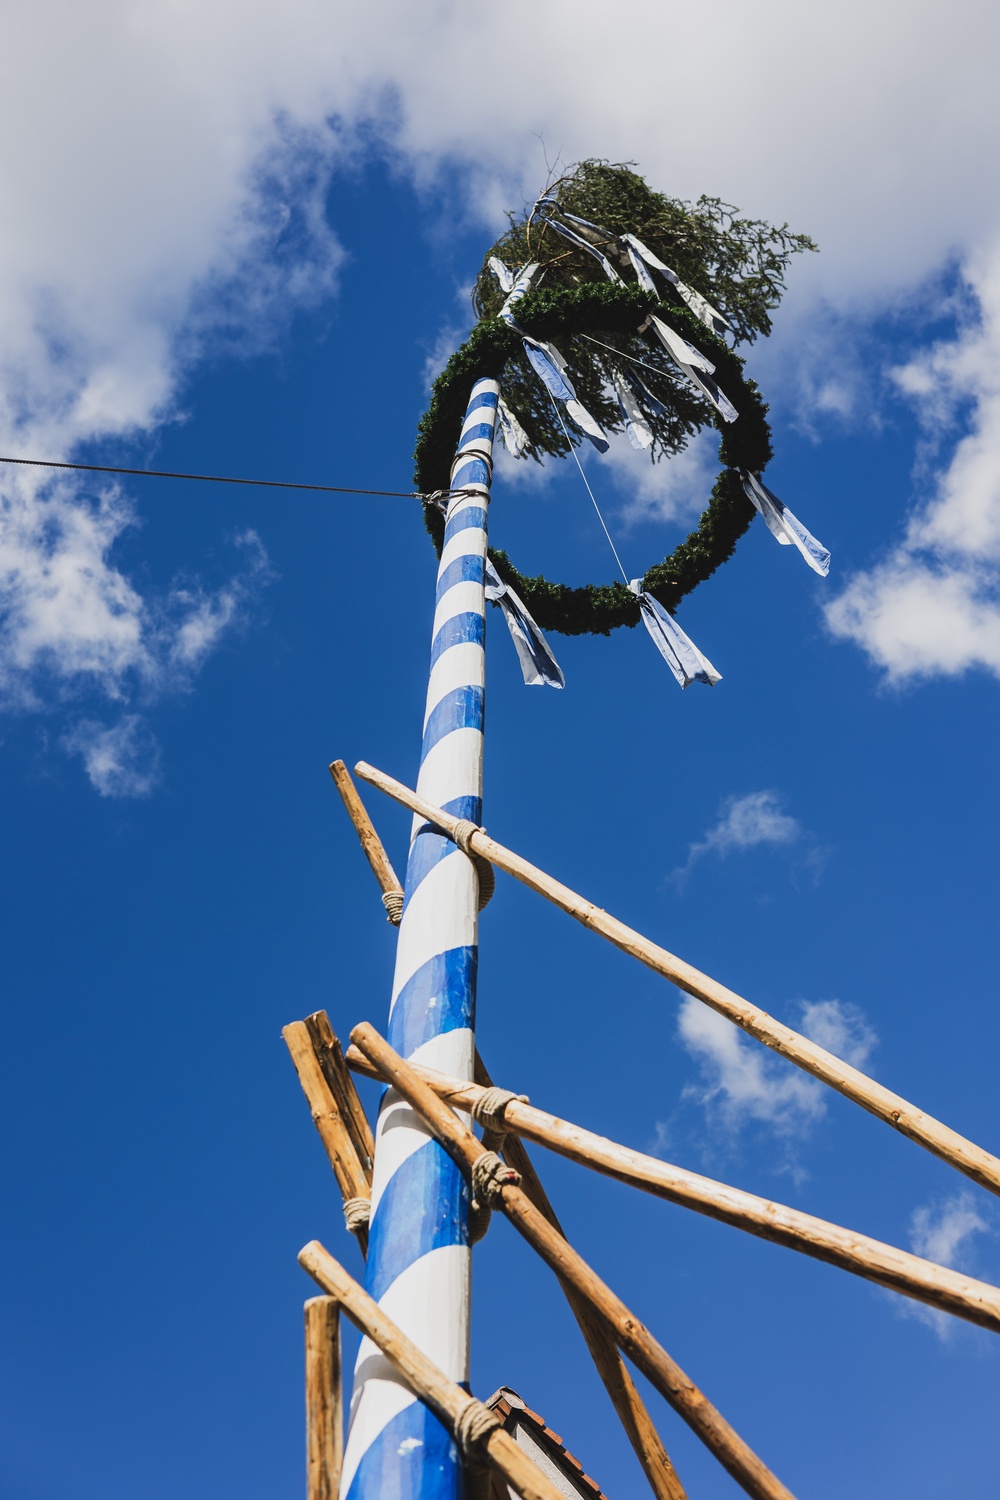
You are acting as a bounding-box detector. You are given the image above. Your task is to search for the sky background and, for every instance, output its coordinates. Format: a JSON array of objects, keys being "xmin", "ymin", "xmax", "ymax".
[{"xmin": 3, "ymin": 4, "xmax": 1000, "ymax": 1498}]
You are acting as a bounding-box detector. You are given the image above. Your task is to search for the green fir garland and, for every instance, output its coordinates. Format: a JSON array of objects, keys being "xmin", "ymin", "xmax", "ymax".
[{"xmin": 413, "ymin": 163, "xmax": 813, "ymax": 637}]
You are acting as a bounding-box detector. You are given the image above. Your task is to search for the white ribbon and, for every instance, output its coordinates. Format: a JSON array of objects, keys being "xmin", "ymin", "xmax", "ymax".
[
  {"xmin": 537, "ymin": 206, "xmax": 623, "ymax": 284},
  {"xmin": 497, "ymin": 262, "xmax": 542, "ymax": 325},
  {"xmin": 742, "ymin": 472, "xmax": 831, "ymax": 577},
  {"xmin": 648, "ymin": 315, "xmax": 716, "ymax": 374},
  {"xmin": 485, "ymin": 560, "xmax": 566, "ymax": 687},
  {"xmin": 629, "ymin": 580, "xmax": 722, "ymax": 688},
  {"xmin": 622, "ymin": 234, "xmax": 731, "ymax": 337},
  {"xmin": 497, "ymin": 396, "xmax": 529, "ymax": 458},
  {"xmin": 612, "ymin": 369, "xmax": 653, "ymax": 451},
  {"xmin": 531, "ymin": 201, "xmax": 732, "ymax": 337},
  {"xmin": 648, "ymin": 315, "xmax": 738, "ymax": 423},
  {"xmin": 492, "ymin": 257, "xmax": 608, "ymax": 451},
  {"xmin": 488, "ymin": 256, "xmax": 516, "ymax": 293},
  {"xmin": 622, "ymin": 364, "xmax": 668, "ymax": 418},
  {"xmin": 518, "ymin": 338, "xmax": 606, "ymax": 451}
]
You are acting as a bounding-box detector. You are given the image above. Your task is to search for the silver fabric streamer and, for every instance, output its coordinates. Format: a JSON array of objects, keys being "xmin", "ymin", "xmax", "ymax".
[
  {"xmin": 742, "ymin": 472, "xmax": 831, "ymax": 577},
  {"xmin": 497, "ymin": 396, "xmax": 529, "ymax": 458},
  {"xmin": 622, "ymin": 234, "xmax": 731, "ymax": 336},
  {"xmin": 488, "ymin": 256, "xmax": 515, "ymax": 293},
  {"xmin": 612, "ymin": 369, "xmax": 653, "ymax": 450},
  {"xmin": 485, "ymin": 560, "xmax": 565, "ymax": 687},
  {"xmin": 648, "ymin": 315, "xmax": 738, "ymax": 423},
  {"xmin": 492, "ymin": 258, "xmax": 608, "ymax": 451},
  {"xmin": 629, "ymin": 579, "xmax": 722, "ymax": 688}
]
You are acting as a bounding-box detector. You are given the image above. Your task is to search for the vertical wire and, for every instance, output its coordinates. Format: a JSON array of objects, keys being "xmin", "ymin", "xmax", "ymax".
[{"xmin": 549, "ymin": 395, "xmax": 631, "ymax": 586}]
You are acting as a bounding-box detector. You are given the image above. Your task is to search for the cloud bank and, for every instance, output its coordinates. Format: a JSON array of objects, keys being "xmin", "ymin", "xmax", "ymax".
[
  {"xmin": 4, "ymin": 0, "xmax": 1000, "ymax": 781},
  {"xmin": 825, "ymin": 249, "xmax": 1000, "ymax": 680}
]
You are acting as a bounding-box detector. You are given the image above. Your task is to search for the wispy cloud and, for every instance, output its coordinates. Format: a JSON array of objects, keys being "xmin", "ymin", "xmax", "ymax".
[
  {"xmin": 798, "ymin": 999, "xmax": 877, "ymax": 1070},
  {"xmin": 599, "ymin": 427, "xmax": 718, "ymax": 532},
  {"xmin": 63, "ymin": 714, "xmax": 161, "ymax": 798},
  {"xmin": 662, "ymin": 996, "xmax": 877, "ymax": 1173},
  {"xmin": 902, "ymin": 1192, "xmax": 994, "ymax": 1339},
  {"xmin": 1, "ymin": 506, "xmax": 272, "ymax": 708},
  {"xmin": 676, "ymin": 996, "xmax": 824, "ymax": 1137},
  {"xmin": 671, "ymin": 790, "xmax": 802, "ymax": 886}
]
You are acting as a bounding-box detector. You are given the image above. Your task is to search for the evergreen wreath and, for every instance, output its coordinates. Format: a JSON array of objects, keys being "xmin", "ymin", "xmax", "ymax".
[{"xmin": 414, "ymin": 162, "xmax": 815, "ymax": 637}]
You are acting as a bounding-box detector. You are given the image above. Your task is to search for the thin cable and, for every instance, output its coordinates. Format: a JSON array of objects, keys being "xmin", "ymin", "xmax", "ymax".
[
  {"xmin": 548, "ymin": 395, "xmax": 630, "ymax": 585},
  {"xmin": 578, "ymin": 331, "xmax": 682, "ymax": 385},
  {"xmin": 0, "ymin": 454, "xmax": 437, "ymax": 500}
]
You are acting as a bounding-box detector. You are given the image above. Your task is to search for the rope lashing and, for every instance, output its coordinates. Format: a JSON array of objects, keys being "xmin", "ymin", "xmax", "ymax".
[
  {"xmin": 453, "ymin": 1397, "xmax": 501, "ymax": 1464},
  {"xmin": 468, "ymin": 1149, "xmax": 522, "ymax": 1245},
  {"xmin": 472, "ymin": 1150, "xmax": 520, "ymax": 1207},
  {"xmin": 381, "ymin": 889, "xmax": 404, "ymax": 926},
  {"xmin": 342, "ymin": 1196, "xmax": 372, "ymax": 1235},
  {"xmin": 451, "ymin": 819, "xmax": 495, "ymax": 911},
  {"xmin": 471, "ymin": 1086, "xmax": 529, "ymax": 1143}
]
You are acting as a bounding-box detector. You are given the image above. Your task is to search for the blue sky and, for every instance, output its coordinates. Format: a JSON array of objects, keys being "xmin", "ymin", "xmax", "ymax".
[{"xmin": 3, "ymin": 8, "xmax": 1000, "ymax": 1498}]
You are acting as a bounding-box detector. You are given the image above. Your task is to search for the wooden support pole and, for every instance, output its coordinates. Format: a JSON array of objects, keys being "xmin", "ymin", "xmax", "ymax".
[
  {"xmin": 304, "ymin": 1010, "xmax": 375, "ymax": 1179},
  {"xmin": 473, "ymin": 1054, "xmax": 688, "ymax": 1500},
  {"xmin": 329, "ymin": 759, "xmax": 404, "ymax": 922},
  {"xmin": 354, "ymin": 760, "xmax": 1000, "ymax": 1199},
  {"xmin": 283, "ymin": 1020, "xmax": 371, "ymax": 1256},
  {"xmin": 350, "ymin": 1023, "xmax": 797, "ymax": 1500},
  {"xmin": 305, "ymin": 1297, "xmax": 343, "ymax": 1500},
  {"xmin": 350, "ymin": 1046, "xmax": 1000, "ymax": 1336},
  {"xmin": 299, "ymin": 1243, "xmax": 570, "ymax": 1500}
]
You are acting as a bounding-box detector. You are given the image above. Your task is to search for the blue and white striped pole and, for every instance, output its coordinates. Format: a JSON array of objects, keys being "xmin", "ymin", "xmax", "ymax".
[{"xmin": 339, "ymin": 377, "xmax": 499, "ymax": 1500}]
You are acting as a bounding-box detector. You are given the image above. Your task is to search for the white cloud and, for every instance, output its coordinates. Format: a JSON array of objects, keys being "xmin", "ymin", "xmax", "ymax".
[
  {"xmin": 672, "ymin": 790, "xmax": 801, "ymax": 884},
  {"xmin": 63, "ymin": 713, "xmax": 161, "ymax": 798},
  {"xmin": 601, "ymin": 427, "xmax": 718, "ymax": 532},
  {"xmin": 5, "ymin": 0, "xmax": 1000, "ymax": 737},
  {"xmin": 671, "ymin": 995, "xmax": 877, "ymax": 1155},
  {"xmin": 799, "ymin": 999, "xmax": 877, "ymax": 1071},
  {"xmin": 904, "ymin": 1191, "xmax": 993, "ymax": 1338},
  {"xmin": 165, "ymin": 531, "xmax": 273, "ymax": 674},
  {"xmin": 677, "ymin": 995, "xmax": 824, "ymax": 1138},
  {"xmin": 825, "ymin": 248, "xmax": 1000, "ymax": 681},
  {"xmin": 0, "ymin": 484, "xmax": 271, "ymax": 711},
  {"xmin": 911, "ymin": 1192, "xmax": 989, "ymax": 1268}
]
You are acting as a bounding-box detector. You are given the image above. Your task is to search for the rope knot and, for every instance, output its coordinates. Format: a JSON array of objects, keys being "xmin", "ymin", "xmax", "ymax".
[
  {"xmin": 454, "ymin": 1397, "xmax": 500, "ymax": 1465},
  {"xmin": 450, "ymin": 820, "xmax": 494, "ymax": 911},
  {"xmin": 467, "ymin": 1150, "xmax": 521, "ymax": 1245},
  {"xmin": 451, "ymin": 819, "xmax": 481, "ymax": 855},
  {"xmin": 472, "ymin": 1086, "xmax": 528, "ymax": 1136},
  {"xmin": 471, "ymin": 1150, "xmax": 520, "ymax": 1209},
  {"xmin": 342, "ymin": 1196, "xmax": 371, "ymax": 1235},
  {"xmin": 381, "ymin": 889, "xmax": 404, "ymax": 926}
]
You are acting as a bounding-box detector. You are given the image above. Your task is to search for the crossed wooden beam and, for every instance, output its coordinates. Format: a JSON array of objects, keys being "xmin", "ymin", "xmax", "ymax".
[{"xmin": 284, "ymin": 760, "xmax": 1000, "ymax": 1500}]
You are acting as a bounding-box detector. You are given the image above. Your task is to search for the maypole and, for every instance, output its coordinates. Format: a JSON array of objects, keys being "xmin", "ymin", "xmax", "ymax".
[{"xmin": 338, "ymin": 378, "xmax": 499, "ymax": 1499}]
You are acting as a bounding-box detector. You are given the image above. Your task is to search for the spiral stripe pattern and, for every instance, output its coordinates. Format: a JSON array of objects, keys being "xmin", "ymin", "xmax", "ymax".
[{"xmin": 340, "ymin": 378, "xmax": 498, "ymax": 1500}]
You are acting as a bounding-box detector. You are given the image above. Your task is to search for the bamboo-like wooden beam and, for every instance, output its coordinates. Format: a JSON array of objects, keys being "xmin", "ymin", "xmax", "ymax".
[
  {"xmin": 329, "ymin": 759, "xmax": 404, "ymax": 920},
  {"xmin": 350, "ymin": 1022, "xmax": 796, "ymax": 1500},
  {"xmin": 305, "ymin": 1010, "xmax": 375, "ymax": 1178},
  {"xmin": 354, "ymin": 759, "xmax": 1000, "ymax": 1199},
  {"xmin": 299, "ymin": 1243, "xmax": 571, "ymax": 1500},
  {"xmin": 350, "ymin": 1046, "xmax": 1000, "ymax": 1336},
  {"xmin": 305, "ymin": 1296, "xmax": 342, "ymax": 1500},
  {"xmin": 473, "ymin": 1054, "xmax": 688, "ymax": 1500},
  {"xmin": 283, "ymin": 1021, "xmax": 371, "ymax": 1256}
]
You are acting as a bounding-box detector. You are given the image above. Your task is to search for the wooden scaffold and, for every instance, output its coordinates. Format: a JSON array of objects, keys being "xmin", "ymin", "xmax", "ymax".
[{"xmin": 280, "ymin": 165, "xmax": 1000, "ymax": 1500}]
